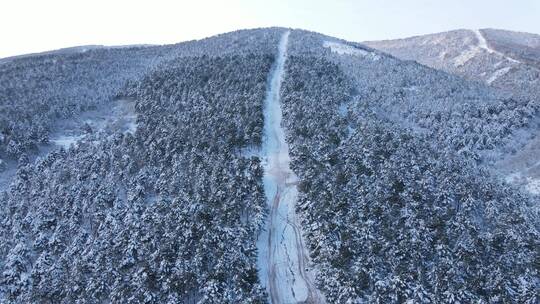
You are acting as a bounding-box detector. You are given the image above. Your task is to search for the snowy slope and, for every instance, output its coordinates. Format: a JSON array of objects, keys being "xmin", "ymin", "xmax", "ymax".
[
  {"xmin": 364, "ymin": 29, "xmax": 540, "ymax": 97},
  {"xmin": 365, "ymin": 28, "xmax": 540, "ymax": 196}
]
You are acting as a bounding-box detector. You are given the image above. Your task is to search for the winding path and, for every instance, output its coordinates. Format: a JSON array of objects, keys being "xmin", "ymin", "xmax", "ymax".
[{"xmin": 256, "ymin": 31, "xmax": 325, "ymax": 304}]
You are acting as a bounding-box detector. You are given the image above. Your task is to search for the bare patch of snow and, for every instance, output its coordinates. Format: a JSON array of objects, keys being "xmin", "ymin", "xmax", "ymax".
[
  {"xmin": 525, "ymin": 178, "xmax": 540, "ymax": 195},
  {"xmin": 473, "ymin": 29, "xmax": 520, "ymax": 64},
  {"xmin": 110, "ymin": 99, "xmax": 138, "ymax": 134},
  {"xmin": 0, "ymin": 158, "xmax": 17, "ymax": 191},
  {"xmin": 473, "ymin": 29, "xmax": 491, "ymax": 52},
  {"xmin": 0, "ymin": 99, "xmax": 138, "ymax": 192},
  {"xmin": 438, "ymin": 51, "xmax": 448, "ymax": 59},
  {"xmin": 454, "ymin": 30, "xmax": 522, "ymax": 67},
  {"xmin": 525, "ymin": 178, "xmax": 540, "ymax": 194},
  {"xmin": 454, "ymin": 47, "xmax": 480, "ymax": 67},
  {"xmin": 346, "ymin": 125, "xmax": 356, "ymax": 139},
  {"xmin": 404, "ymin": 86, "xmax": 420, "ymax": 92},
  {"xmin": 338, "ymin": 103, "xmax": 348, "ymax": 117},
  {"xmin": 422, "ymin": 35, "xmax": 445, "ymax": 46},
  {"xmin": 50, "ymin": 135, "xmax": 84, "ymax": 148},
  {"xmin": 323, "ymin": 41, "xmax": 380, "ymax": 61},
  {"xmin": 495, "ymin": 127, "xmax": 540, "ymax": 196},
  {"xmin": 506, "ymin": 173, "xmax": 540, "ymax": 195},
  {"xmin": 50, "ymin": 98, "xmax": 138, "ymax": 148},
  {"xmin": 487, "ymin": 67, "xmax": 512, "ymax": 84}
]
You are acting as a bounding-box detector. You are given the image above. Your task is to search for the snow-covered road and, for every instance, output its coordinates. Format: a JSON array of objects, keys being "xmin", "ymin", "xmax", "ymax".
[{"xmin": 256, "ymin": 31, "xmax": 325, "ymax": 304}]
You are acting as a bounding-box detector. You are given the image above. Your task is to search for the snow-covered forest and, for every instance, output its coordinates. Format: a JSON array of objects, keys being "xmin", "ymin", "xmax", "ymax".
[
  {"xmin": 281, "ymin": 30, "xmax": 539, "ymax": 302},
  {"xmin": 0, "ymin": 28, "xmax": 538, "ymax": 303},
  {"xmin": 0, "ymin": 30, "xmax": 282, "ymax": 303}
]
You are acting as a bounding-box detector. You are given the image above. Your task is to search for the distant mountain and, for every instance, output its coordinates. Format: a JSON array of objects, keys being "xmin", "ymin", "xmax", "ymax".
[
  {"xmin": 0, "ymin": 28, "xmax": 538, "ymax": 303},
  {"xmin": 366, "ymin": 29, "xmax": 540, "ymax": 198},
  {"xmin": 365, "ymin": 29, "xmax": 540, "ymax": 99}
]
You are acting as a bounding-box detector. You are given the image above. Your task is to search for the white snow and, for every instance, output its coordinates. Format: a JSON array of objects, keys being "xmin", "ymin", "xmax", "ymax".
[
  {"xmin": 525, "ymin": 179, "xmax": 540, "ymax": 194},
  {"xmin": 472, "ymin": 29, "xmax": 520, "ymax": 64},
  {"xmin": 487, "ymin": 67, "xmax": 512, "ymax": 84},
  {"xmin": 0, "ymin": 99, "xmax": 138, "ymax": 192},
  {"xmin": 438, "ymin": 51, "xmax": 448, "ymax": 59},
  {"xmin": 473, "ymin": 29, "xmax": 490, "ymax": 52},
  {"xmin": 126, "ymin": 121, "xmax": 137, "ymax": 133},
  {"xmin": 112, "ymin": 99, "xmax": 138, "ymax": 134},
  {"xmin": 495, "ymin": 128, "xmax": 540, "ymax": 196},
  {"xmin": 404, "ymin": 85, "xmax": 420, "ymax": 92},
  {"xmin": 238, "ymin": 145, "xmax": 260, "ymax": 158},
  {"xmin": 50, "ymin": 135, "xmax": 83, "ymax": 148},
  {"xmin": 454, "ymin": 47, "xmax": 480, "ymax": 67},
  {"xmin": 257, "ymin": 31, "xmax": 325, "ymax": 304},
  {"xmin": 505, "ymin": 172, "xmax": 540, "ymax": 195},
  {"xmin": 454, "ymin": 30, "xmax": 521, "ymax": 67},
  {"xmin": 323, "ymin": 41, "xmax": 380, "ymax": 61},
  {"xmin": 0, "ymin": 160, "xmax": 17, "ymax": 192},
  {"xmin": 50, "ymin": 98, "xmax": 137, "ymax": 149}
]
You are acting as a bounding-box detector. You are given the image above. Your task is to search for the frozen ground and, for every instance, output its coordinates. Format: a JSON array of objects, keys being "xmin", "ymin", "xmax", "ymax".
[
  {"xmin": 473, "ymin": 29, "xmax": 520, "ymax": 63},
  {"xmin": 453, "ymin": 30, "xmax": 521, "ymax": 68},
  {"xmin": 256, "ymin": 31, "xmax": 325, "ymax": 304},
  {"xmin": 323, "ymin": 40, "xmax": 380, "ymax": 61},
  {"xmin": 0, "ymin": 99, "xmax": 137, "ymax": 191},
  {"xmin": 495, "ymin": 132, "xmax": 540, "ymax": 195},
  {"xmin": 486, "ymin": 66, "xmax": 512, "ymax": 84}
]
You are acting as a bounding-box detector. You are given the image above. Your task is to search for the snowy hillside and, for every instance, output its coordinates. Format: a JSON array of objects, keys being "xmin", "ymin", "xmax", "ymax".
[
  {"xmin": 365, "ymin": 29, "xmax": 540, "ymax": 97},
  {"xmin": 0, "ymin": 28, "xmax": 538, "ymax": 303},
  {"xmin": 365, "ymin": 29, "xmax": 540, "ymax": 199}
]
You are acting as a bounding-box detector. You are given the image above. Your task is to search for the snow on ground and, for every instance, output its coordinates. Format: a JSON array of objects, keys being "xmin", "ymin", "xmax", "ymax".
[
  {"xmin": 338, "ymin": 102, "xmax": 357, "ymax": 140},
  {"xmin": 438, "ymin": 51, "xmax": 449, "ymax": 59},
  {"xmin": 0, "ymin": 99, "xmax": 138, "ymax": 192},
  {"xmin": 454, "ymin": 47, "xmax": 480, "ymax": 67},
  {"xmin": 472, "ymin": 29, "xmax": 520, "ymax": 64},
  {"xmin": 525, "ymin": 178, "xmax": 540, "ymax": 194},
  {"xmin": 403, "ymin": 85, "xmax": 420, "ymax": 92},
  {"xmin": 323, "ymin": 41, "xmax": 380, "ymax": 61},
  {"xmin": 454, "ymin": 30, "xmax": 521, "ymax": 67},
  {"xmin": 50, "ymin": 135, "xmax": 84, "ymax": 148},
  {"xmin": 473, "ymin": 29, "xmax": 491, "ymax": 52},
  {"xmin": 495, "ymin": 129, "xmax": 540, "ymax": 196},
  {"xmin": 48, "ymin": 98, "xmax": 138, "ymax": 148},
  {"xmin": 487, "ymin": 67, "xmax": 512, "ymax": 84},
  {"xmin": 257, "ymin": 31, "xmax": 325, "ymax": 304},
  {"xmin": 506, "ymin": 173, "xmax": 540, "ymax": 195},
  {"xmin": 421, "ymin": 35, "xmax": 446, "ymax": 46}
]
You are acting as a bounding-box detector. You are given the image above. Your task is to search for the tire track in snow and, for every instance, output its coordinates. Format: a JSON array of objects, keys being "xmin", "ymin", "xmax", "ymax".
[{"xmin": 256, "ymin": 30, "xmax": 325, "ymax": 304}]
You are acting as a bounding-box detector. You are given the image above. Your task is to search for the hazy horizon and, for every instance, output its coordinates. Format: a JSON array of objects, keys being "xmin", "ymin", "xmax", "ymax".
[{"xmin": 1, "ymin": 0, "xmax": 539, "ymax": 58}]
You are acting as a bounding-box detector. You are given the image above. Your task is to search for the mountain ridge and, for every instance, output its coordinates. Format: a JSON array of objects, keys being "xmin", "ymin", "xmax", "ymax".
[{"xmin": 364, "ymin": 28, "xmax": 540, "ymax": 94}]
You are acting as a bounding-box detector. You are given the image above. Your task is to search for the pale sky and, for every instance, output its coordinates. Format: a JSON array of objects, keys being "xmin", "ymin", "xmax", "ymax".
[{"xmin": 1, "ymin": 0, "xmax": 539, "ymax": 58}]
